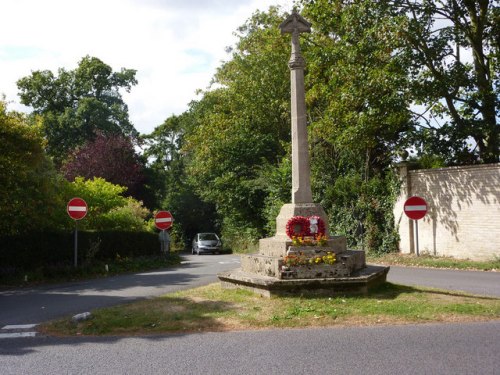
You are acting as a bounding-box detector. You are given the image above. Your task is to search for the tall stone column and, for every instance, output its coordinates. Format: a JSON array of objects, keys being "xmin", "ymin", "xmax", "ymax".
[
  {"xmin": 263, "ymin": 10, "xmax": 330, "ymax": 243},
  {"xmin": 280, "ymin": 10, "xmax": 313, "ymax": 204}
]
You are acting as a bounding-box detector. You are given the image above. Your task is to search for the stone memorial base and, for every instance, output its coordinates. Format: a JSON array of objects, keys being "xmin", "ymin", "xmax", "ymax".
[
  {"xmin": 218, "ymin": 265, "xmax": 390, "ymax": 298},
  {"xmin": 218, "ymin": 202, "xmax": 390, "ymax": 297}
]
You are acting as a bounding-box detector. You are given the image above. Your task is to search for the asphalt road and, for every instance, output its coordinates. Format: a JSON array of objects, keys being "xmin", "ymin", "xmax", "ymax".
[
  {"xmin": 386, "ymin": 264, "xmax": 500, "ymax": 297},
  {"xmin": 0, "ymin": 254, "xmax": 241, "ymax": 326},
  {"xmin": 1, "ymin": 321, "xmax": 499, "ymax": 374}
]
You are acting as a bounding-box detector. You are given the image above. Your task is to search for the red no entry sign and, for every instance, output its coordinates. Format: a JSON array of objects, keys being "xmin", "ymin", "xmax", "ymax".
[
  {"xmin": 67, "ymin": 197, "xmax": 88, "ymax": 220},
  {"xmin": 404, "ymin": 196, "xmax": 428, "ymax": 220},
  {"xmin": 155, "ymin": 211, "xmax": 173, "ymax": 230}
]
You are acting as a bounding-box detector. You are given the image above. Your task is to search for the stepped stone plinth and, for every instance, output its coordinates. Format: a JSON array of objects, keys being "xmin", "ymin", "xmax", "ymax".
[{"xmin": 218, "ymin": 265, "xmax": 390, "ymax": 298}]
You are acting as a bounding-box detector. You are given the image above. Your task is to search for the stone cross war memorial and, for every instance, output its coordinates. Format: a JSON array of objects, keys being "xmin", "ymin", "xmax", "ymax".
[{"xmin": 218, "ymin": 10, "xmax": 389, "ymax": 297}]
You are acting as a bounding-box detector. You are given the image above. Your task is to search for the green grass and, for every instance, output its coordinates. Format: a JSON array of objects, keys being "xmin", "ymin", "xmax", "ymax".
[
  {"xmin": 41, "ymin": 282, "xmax": 500, "ymax": 337},
  {"xmin": 367, "ymin": 253, "xmax": 500, "ymax": 271}
]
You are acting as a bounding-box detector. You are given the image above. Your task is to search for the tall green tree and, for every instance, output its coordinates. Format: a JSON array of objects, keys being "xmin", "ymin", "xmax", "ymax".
[
  {"xmin": 0, "ymin": 101, "xmax": 67, "ymax": 234},
  {"xmin": 17, "ymin": 56, "xmax": 138, "ymax": 166},
  {"xmin": 144, "ymin": 114, "xmax": 219, "ymax": 245},
  {"xmin": 391, "ymin": 0, "xmax": 499, "ymax": 163},
  {"xmin": 183, "ymin": 7, "xmax": 292, "ymax": 246},
  {"xmin": 303, "ymin": 0, "xmax": 413, "ymax": 175},
  {"xmin": 301, "ymin": 0, "xmax": 412, "ymax": 253}
]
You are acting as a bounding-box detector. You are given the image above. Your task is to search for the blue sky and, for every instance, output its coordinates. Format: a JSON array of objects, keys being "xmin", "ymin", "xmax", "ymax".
[{"xmin": 0, "ymin": 0, "xmax": 291, "ymax": 134}]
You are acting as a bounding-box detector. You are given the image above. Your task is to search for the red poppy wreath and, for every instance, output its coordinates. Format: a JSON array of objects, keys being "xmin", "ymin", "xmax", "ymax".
[{"xmin": 286, "ymin": 215, "xmax": 326, "ymax": 239}]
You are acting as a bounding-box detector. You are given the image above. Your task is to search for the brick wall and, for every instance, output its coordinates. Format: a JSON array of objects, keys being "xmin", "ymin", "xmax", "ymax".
[{"xmin": 394, "ymin": 163, "xmax": 500, "ymax": 261}]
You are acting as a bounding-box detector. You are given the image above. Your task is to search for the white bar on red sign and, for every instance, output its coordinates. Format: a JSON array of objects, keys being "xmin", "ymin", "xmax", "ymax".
[
  {"xmin": 405, "ymin": 205, "xmax": 426, "ymax": 211},
  {"xmin": 156, "ymin": 218, "xmax": 172, "ymax": 223},
  {"xmin": 68, "ymin": 206, "xmax": 87, "ymax": 211}
]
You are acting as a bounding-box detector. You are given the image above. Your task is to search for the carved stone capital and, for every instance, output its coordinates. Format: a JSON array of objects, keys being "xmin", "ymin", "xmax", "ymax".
[{"xmin": 288, "ymin": 57, "xmax": 306, "ymax": 70}]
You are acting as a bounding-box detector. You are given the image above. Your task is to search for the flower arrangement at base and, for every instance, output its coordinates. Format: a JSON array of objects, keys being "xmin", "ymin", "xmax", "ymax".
[
  {"xmin": 291, "ymin": 234, "xmax": 328, "ymax": 247},
  {"xmin": 282, "ymin": 251, "xmax": 336, "ymax": 268}
]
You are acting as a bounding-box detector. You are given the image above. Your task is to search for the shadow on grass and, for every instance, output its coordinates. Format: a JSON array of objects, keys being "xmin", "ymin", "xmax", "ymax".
[
  {"xmin": 45, "ymin": 296, "xmax": 237, "ymax": 337},
  {"xmin": 356, "ymin": 282, "xmax": 499, "ymax": 301},
  {"xmin": 292, "ymin": 282, "xmax": 500, "ymax": 302}
]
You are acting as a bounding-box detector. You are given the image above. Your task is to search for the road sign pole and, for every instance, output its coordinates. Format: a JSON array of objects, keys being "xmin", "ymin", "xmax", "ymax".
[
  {"xmin": 414, "ymin": 219, "xmax": 420, "ymax": 257},
  {"xmin": 163, "ymin": 229, "xmax": 167, "ymax": 258},
  {"xmin": 74, "ymin": 220, "xmax": 78, "ymax": 268}
]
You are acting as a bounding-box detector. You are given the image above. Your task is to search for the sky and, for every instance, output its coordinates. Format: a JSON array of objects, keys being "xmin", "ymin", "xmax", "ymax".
[{"xmin": 1, "ymin": 0, "xmax": 291, "ymax": 135}]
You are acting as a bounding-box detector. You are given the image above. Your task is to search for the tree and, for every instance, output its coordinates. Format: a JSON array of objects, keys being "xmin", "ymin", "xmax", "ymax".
[
  {"xmin": 182, "ymin": 7, "xmax": 292, "ymax": 246},
  {"xmin": 0, "ymin": 101, "xmax": 67, "ymax": 234},
  {"xmin": 391, "ymin": 0, "xmax": 499, "ymax": 163},
  {"xmin": 17, "ymin": 56, "xmax": 138, "ymax": 165},
  {"xmin": 144, "ymin": 114, "xmax": 219, "ymax": 245},
  {"xmin": 61, "ymin": 132, "xmax": 145, "ymax": 200},
  {"xmin": 303, "ymin": 0, "xmax": 413, "ymax": 176},
  {"xmin": 297, "ymin": 0, "xmax": 412, "ymax": 253}
]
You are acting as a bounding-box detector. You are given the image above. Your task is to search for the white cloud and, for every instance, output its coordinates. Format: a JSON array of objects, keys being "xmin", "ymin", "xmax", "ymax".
[{"xmin": 0, "ymin": 0, "xmax": 291, "ymax": 134}]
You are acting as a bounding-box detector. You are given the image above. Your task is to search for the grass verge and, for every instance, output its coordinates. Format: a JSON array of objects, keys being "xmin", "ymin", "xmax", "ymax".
[
  {"xmin": 367, "ymin": 253, "xmax": 500, "ymax": 271},
  {"xmin": 40, "ymin": 282, "xmax": 500, "ymax": 337}
]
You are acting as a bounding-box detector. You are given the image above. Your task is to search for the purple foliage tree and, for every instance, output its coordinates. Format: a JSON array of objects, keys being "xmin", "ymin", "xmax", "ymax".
[{"xmin": 62, "ymin": 132, "xmax": 144, "ymax": 198}]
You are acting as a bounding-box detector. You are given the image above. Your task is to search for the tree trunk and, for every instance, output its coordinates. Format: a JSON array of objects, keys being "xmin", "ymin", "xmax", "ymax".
[{"xmin": 464, "ymin": 0, "xmax": 498, "ymax": 162}]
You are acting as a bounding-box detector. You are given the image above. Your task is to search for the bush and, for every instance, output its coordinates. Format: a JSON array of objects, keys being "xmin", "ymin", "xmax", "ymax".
[
  {"xmin": 323, "ymin": 171, "xmax": 400, "ymax": 255},
  {"xmin": 65, "ymin": 177, "xmax": 151, "ymax": 231},
  {"xmin": 0, "ymin": 231, "xmax": 162, "ymax": 274}
]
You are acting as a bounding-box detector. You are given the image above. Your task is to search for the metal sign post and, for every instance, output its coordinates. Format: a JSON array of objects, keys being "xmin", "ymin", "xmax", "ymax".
[
  {"xmin": 74, "ymin": 220, "xmax": 78, "ymax": 267},
  {"xmin": 414, "ymin": 219, "xmax": 419, "ymax": 257}
]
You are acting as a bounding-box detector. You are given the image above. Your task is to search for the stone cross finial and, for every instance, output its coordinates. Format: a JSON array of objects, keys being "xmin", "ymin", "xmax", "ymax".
[
  {"xmin": 280, "ymin": 9, "xmax": 312, "ymax": 69},
  {"xmin": 280, "ymin": 10, "xmax": 313, "ymax": 204}
]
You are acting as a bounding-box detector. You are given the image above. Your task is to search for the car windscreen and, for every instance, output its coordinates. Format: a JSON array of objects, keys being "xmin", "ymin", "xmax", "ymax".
[{"xmin": 199, "ymin": 233, "xmax": 218, "ymax": 241}]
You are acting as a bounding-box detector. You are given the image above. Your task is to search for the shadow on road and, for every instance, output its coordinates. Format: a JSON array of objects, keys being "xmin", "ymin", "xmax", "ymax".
[{"xmin": 0, "ymin": 253, "xmax": 241, "ymax": 327}]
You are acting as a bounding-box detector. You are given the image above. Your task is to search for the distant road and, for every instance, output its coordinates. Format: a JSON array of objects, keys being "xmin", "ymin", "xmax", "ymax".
[{"xmin": 386, "ymin": 265, "xmax": 500, "ymax": 297}]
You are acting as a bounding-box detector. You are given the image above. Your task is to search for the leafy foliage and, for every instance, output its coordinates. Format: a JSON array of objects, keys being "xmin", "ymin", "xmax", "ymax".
[
  {"xmin": 183, "ymin": 8, "xmax": 291, "ymax": 247},
  {"xmin": 304, "ymin": 0, "xmax": 413, "ymax": 169},
  {"xmin": 0, "ymin": 101, "xmax": 67, "ymax": 234},
  {"xmin": 17, "ymin": 56, "xmax": 138, "ymax": 166},
  {"xmin": 62, "ymin": 132, "xmax": 145, "ymax": 200},
  {"xmin": 66, "ymin": 177, "xmax": 150, "ymax": 232},
  {"xmin": 143, "ymin": 114, "xmax": 219, "ymax": 246},
  {"xmin": 388, "ymin": 0, "xmax": 499, "ymax": 163},
  {"xmin": 0, "ymin": 231, "xmax": 167, "ymax": 283}
]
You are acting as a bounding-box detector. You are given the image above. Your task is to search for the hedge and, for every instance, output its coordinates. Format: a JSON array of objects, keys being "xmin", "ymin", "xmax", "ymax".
[{"xmin": 0, "ymin": 231, "xmax": 161, "ymax": 272}]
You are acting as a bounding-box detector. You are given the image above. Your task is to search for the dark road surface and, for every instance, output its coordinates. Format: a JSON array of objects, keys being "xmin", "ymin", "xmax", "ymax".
[
  {"xmin": 0, "ymin": 254, "xmax": 241, "ymax": 326},
  {"xmin": 1, "ymin": 254, "xmax": 499, "ymax": 374}
]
